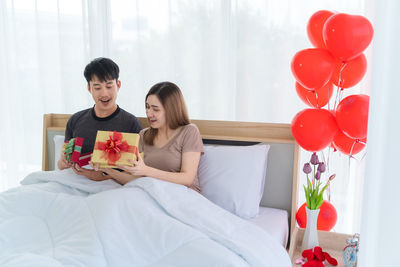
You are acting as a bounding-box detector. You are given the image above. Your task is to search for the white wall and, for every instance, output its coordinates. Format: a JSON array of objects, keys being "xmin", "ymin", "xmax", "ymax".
[{"xmin": 359, "ymin": 0, "xmax": 400, "ymax": 265}]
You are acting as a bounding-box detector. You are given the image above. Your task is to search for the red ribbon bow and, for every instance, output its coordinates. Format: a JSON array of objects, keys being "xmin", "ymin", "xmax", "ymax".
[{"xmin": 94, "ymin": 131, "xmax": 137, "ymax": 165}]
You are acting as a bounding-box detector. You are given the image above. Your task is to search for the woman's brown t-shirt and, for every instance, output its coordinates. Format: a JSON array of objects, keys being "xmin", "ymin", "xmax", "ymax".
[{"xmin": 139, "ymin": 124, "xmax": 204, "ymax": 192}]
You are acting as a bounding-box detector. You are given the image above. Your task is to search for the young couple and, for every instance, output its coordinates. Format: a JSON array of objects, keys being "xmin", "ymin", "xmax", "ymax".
[{"xmin": 57, "ymin": 57, "xmax": 204, "ymax": 192}]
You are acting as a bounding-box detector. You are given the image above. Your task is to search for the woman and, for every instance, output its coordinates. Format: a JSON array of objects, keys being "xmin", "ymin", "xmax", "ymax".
[{"xmin": 95, "ymin": 81, "xmax": 204, "ymax": 192}]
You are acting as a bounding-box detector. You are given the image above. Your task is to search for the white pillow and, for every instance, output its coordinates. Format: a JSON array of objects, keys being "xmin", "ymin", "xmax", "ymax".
[
  {"xmin": 198, "ymin": 144, "xmax": 270, "ymax": 219},
  {"xmin": 54, "ymin": 135, "xmax": 65, "ymax": 170}
]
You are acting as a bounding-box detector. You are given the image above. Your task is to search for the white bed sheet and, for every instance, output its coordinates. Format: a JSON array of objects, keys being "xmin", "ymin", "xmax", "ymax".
[
  {"xmin": 0, "ymin": 170, "xmax": 292, "ymax": 267},
  {"xmin": 248, "ymin": 206, "xmax": 289, "ymax": 247}
]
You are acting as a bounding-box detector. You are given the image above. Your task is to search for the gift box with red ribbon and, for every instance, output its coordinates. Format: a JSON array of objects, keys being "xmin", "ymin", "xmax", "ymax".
[
  {"xmin": 91, "ymin": 131, "xmax": 139, "ymax": 168},
  {"xmin": 63, "ymin": 137, "xmax": 83, "ymax": 162},
  {"xmin": 63, "ymin": 137, "xmax": 91, "ymax": 167}
]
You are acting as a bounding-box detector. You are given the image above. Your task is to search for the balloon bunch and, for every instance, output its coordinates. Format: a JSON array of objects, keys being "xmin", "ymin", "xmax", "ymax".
[{"xmin": 291, "ymin": 11, "xmax": 373, "ymax": 156}]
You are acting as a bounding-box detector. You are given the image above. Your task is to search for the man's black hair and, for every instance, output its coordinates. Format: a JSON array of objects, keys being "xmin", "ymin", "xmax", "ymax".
[{"xmin": 83, "ymin": 57, "xmax": 119, "ymax": 83}]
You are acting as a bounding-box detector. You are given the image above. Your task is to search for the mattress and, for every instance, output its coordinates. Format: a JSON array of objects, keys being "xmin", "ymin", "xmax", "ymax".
[{"xmin": 248, "ymin": 206, "xmax": 289, "ymax": 247}]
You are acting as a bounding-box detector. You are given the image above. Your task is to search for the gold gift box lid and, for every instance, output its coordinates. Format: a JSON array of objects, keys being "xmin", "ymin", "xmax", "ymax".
[{"xmin": 91, "ymin": 130, "xmax": 140, "ymax": 168}]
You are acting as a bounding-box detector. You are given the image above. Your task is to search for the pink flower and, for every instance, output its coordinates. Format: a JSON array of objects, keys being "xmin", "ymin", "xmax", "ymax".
[
  {"xmin": 303, "ymin": 152, "xmax": 335, "ymax": 210},
  {"xmin": 317, "ymin": 162, "xmax": 326, "ymax": 173},
  {"xmin": 303, "ymin": 163, "xmax": 312, "ymax": 174},
  {"xmin": 315, "ymin": 170, "xmax": 321, "ymax": 180},
  {"xmin": 310, "ymin": 152, "xmax": 319, "ymax": 165}
]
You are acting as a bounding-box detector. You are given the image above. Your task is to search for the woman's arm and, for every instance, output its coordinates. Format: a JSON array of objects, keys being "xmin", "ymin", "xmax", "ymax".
[
  {"xmin": 90, "ymin": 163, "xmax": 141, "ymax": 184},
  {"xmin": 103, "ymin": 168, "xmax": 142, "ymax": 185},
  {"xmin": 72, "ymin": 163, "xmax": 110, "ymax": 181},
  {"xmin": 117, "ymin": 151, "xmax": 201, "ymax": 186}
]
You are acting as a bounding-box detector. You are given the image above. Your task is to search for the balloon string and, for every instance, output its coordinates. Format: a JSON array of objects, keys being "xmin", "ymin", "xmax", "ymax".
[
  {"xmin": 350, "ymin": 139, "xmax": 367, "ymax": 159},
  {"xmin": 333, "ymin": 62, "xmax": 347, "ymax": 111},
  {"xmin": 338, "ymin": 62, "xmax": 347, "ymax": 88},
  {"xmin": 326, "ymin": 148, "xmax": 332, "ymax": 202},
  {"xmin": 326, "ymin": 147, "xmax": 330, "ymax": 173},
  {"xmin": 314, "ymin": 90, "xmax": 320, "ymax": 108},
  {"xmin": 305, "ymin": 89, "xmax": 321, "ymax": 108},
  {"xmin": 328, "ymin": 181, "xmax": 331, "ymax": 202},
  {"xmin": 349, "ymin": 140, "xmax": 357, "ymax": 157},
  {"xmin": 357, "ymin": 139, "xmax": 367, "ymax": 145},
  {"xmin": 356, "ymin": 139, "xmax": 368, "ymax": 161},
  {"xmin": 321, "ymin": 149, "xmax": 332, "ymax": 202},
  {"xmin": 333, "ymin": 86, "xmax": 341, "ymax": 111},
  {"xmin": 321, "ymin": 150, "xmax": 326, "ymax": 171},
  {"xmin": 360, "ymin": 149, "xmax": 367, "ymax": 161},
  {"xmin": 306, "ymin": 92, "xmax": 314, "ymax": 107},
  {"xmin": 347, "ymin": 153, "xmax": 352, "ymax": 192},
  {"xmin": 335, "ymin": 86, "xmax": 345, "ymax": 111},
  {"xmin": 339, "ymin": 87, "xmax": 344, "ymax": 102}
]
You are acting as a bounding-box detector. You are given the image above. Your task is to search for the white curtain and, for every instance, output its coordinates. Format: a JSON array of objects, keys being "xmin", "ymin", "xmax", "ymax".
[
  {"xmin": 0, "ymin": 0, "xmax": 369, "ymax": 234},
  {"xmin": 359, "ymin": 0, "xmax": 400, "ymax": 266}
]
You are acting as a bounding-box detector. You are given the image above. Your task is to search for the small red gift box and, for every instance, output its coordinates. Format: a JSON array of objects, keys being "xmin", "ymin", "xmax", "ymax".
[{"xmin": 63, "ymin": 137, "xmax": 91, "ymax": 167}]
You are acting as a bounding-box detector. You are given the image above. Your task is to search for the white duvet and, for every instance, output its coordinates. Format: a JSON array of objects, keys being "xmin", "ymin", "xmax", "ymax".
[{"xmin": 0, "ymin": 169, "xmax": 291, "ymax": 267}]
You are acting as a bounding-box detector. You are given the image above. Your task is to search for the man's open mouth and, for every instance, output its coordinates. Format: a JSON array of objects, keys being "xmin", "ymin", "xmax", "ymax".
[{"xmin": 100, "ymin": 99, "xmax": 111, "ymax": 104}]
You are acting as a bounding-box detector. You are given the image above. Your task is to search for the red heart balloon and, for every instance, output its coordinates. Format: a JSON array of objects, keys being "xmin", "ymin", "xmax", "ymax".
[
  {"xmin": 323, "ymin": 13, "xmax": 374, "ymax": 62},
  {"xmin": 336, "ymin": 94, "xmax": 369, "ymax": 139},
  {"xmin": 296, "ymin": 201, "xmax": 338, "ymax": 231},
  {"xmin": 333, "ymin": 130, "xmax": 367, "ymax": 155},
  {"xmin": 291, "ymin": 48, "xmax": 335, "ymax": 89},
  {"xmin": 307, "ymin": 10, "xmax": 335, "ymax": 48},
  {"xmin": 295, "ymin": 82, "xmax": 334, "ymax": 108},
  {"xmin": 291, "ymin": 108, "xmax": 338, "ymax": 152},
  {"xmin": 331, "ymin": 54, "xmax": 367, "ymax": 88}
]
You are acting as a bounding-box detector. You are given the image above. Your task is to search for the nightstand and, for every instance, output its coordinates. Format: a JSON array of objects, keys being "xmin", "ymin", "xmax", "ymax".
[{"xmin": 288, "ymin": 227, "xmax": 352, "ymax": 266}]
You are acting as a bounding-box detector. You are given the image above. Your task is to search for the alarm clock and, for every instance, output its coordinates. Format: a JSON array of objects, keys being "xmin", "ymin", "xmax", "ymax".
[{"xmin": 343, "ymin": 234, "xmax": 360, "ymax": 267}]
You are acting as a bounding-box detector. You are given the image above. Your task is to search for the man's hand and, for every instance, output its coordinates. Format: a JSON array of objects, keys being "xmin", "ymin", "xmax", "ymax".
[
  {"xmin": 57, "ymin": 153, "xmax": 73, "ymax": 170},
  {"xmin": 72, "ymin": 163, "xmax": 110, "ymax": 181}
]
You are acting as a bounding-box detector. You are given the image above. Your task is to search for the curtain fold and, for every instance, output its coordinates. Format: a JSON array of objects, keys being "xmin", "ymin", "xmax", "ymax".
[{"xmin": 359, "ymin": 0, "xmax": 400, "ymax": 265}]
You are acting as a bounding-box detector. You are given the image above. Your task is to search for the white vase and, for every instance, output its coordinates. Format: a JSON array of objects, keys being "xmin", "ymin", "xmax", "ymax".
[{"xmin": 301, "ymin": 207, "xmax": 320, "ymax": 251}]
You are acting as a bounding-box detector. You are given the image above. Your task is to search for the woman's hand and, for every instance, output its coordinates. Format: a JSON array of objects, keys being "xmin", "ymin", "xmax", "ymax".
[
  {"xmin": 118, "ymin": 152, "xmax": 149, "ymax": 176},
  {"xmin": 117, "ymin": 151, "xmax": 201, "ymax": 187},
  {"xmin": 91, "ymin": 161, "xmax": 138, "ymax": 185},
  {"xmin": 72, "ymin": 163, "xmax": 109, "ymax": 181}
]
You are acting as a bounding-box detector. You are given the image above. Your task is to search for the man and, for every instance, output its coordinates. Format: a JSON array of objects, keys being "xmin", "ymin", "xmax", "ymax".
[{"xmin": 57, "ymin": 57, "xmax": 142, "ymax": 181}]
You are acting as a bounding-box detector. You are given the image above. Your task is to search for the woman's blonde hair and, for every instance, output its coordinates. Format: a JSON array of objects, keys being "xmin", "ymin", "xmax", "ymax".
[{"xmin": 143, "ymin": 82, "xmax": 190, "ymax": 145}]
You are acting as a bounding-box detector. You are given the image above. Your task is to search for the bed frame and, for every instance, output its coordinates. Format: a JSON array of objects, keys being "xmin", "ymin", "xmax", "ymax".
[{"xmin": 42, "ymin": 113, "xmax": 300, "ymax": 239}]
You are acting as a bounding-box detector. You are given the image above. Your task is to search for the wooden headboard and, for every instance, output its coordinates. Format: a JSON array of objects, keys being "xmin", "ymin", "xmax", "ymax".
[{"xmin": 42, "ymin": 113, "xmax": 300, "ymax": 236}]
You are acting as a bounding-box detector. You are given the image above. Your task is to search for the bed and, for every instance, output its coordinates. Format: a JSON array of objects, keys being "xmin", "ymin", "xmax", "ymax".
[{"xmin": 0, "ymin": 113, "xmax": 300, "ymax": 266}]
